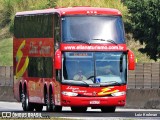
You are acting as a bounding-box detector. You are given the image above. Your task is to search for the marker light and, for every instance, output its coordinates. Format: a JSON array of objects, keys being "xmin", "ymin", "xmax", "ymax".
[
  {"xmin": 62, "ymin": 91, "xmax": 78, "ymax": 96},
  {"xmin": 111, "ymin": 91, "xmax": 126, "ymax": 97}
]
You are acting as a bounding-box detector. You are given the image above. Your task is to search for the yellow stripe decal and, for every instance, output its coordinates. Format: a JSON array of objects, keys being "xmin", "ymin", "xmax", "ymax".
[
  {"xmin": 98, "ymin": 87, "xmax": 119, "ymax": 96},
  {"xmin": 16, "ymin": 40, "xmax": 29, "ymax": 78}
]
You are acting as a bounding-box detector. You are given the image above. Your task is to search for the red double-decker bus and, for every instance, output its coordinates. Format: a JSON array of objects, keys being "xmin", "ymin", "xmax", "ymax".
[{"xmin": 13, "ymin": 7, "xmax": 135, "ymax": 112}]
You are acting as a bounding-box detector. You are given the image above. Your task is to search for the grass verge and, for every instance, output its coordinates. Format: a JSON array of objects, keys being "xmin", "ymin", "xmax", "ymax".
[{"xmin": 0, "ymin": 37, "xmax": 13, "ymax": 66}]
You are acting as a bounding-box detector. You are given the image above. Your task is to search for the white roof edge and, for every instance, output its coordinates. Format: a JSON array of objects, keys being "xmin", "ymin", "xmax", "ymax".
[{"xmin": 15, "ymin": 8, "xmax": 56, "ymax": 16}]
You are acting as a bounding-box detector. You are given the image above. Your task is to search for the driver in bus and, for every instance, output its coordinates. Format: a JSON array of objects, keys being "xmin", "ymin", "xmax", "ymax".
[
  {"xmin": 105, "ymin": 67, "xmax": 112, "ymax": 75},
  {"xmin": 103, "ymin": 66, "xmax": 114, "ymax": 76},
  {"xmin": 73, "ymin": 70, "xmax": 87, "ymax": 80}
]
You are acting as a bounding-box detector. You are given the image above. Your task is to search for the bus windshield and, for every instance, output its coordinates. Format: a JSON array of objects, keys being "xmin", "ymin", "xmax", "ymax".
[
  {"xmin": 62, "ymin": 15, "xmax": 125, "ymax": 44},
  {"xmin": 62, "ymin": 52, "xmax": 127, "ymax": 86}
]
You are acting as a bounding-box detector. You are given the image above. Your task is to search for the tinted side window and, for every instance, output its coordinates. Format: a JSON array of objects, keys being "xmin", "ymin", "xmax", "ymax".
[
  {"xmin": 54, "ymin": 14, "xmax": 61, "ymax": 51},
  {"xmin": 28, "ymin": 57, "xmax": 53, "ymax": 78},
  {"xmin": 14, "ymin": 14, "xmax": 53, "ymax": 38}
]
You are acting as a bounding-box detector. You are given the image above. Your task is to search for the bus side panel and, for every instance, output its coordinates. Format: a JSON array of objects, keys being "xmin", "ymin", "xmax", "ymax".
[
  {"xmin": 13, "ymin": 57, "xmax": 29, "ymax": 102},
  {"xmin": 13, "ymin": 38, "xmax": 54, "ymax": 103},
  {"xmin": 13, "ymin": 38, "xmax": 28, "ymax": 101},
  {"xmin": 53, "ymin": 80, "xmax": 62, "ymax": 106},
  {"xmin": 28, "ymin": 78, "xmax": 52, "ymax": 104},
  {"xmin": 27, "ymin": 78, "xmax": 41, "ymax": 103}
]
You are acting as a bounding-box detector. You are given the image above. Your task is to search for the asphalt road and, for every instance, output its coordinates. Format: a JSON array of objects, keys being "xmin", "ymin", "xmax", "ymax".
[{"xmin": 0, "ymin": 102, "xmax": 160, "ymax": 120}]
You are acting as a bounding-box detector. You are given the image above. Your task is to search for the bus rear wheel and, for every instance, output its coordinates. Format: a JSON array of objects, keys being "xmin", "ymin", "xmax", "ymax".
[
  {"xmin": 22, "ymin": 92, "xmax": 34, "ymax": 111},
  {"xmin": 50, "ymin": 92, "xmax": 62, "ymax": 112},
  {"xmin": 45, "ymin": 94, "xmax": 50, "ymax": 112},
  {"xmin": 101, "ymin": 106, "xmax": 116, "ymax": 113},
  {"xmin": 71, "ymin": 107, "xmax": 87, "ymax": 112}
]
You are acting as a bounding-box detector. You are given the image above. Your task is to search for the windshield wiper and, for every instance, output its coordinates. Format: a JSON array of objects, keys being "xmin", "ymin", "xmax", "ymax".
[
  {"xmin": 101, "ymin": 81, "xmax": 123, "ymax": 86},
  {"xmin": 92, "ymin": 39, "xmax": 117, "ymax": 45},
  {"xmin": 63, "ymin": 40, "xmax": 90, "ymax": 45},
  {"xmin": 62, "ymin": 80, "xmax": 89, "ymax": 86},
  {"xmin": 72, "ymin": 79, "xmax": 89, "ymax": 85}
]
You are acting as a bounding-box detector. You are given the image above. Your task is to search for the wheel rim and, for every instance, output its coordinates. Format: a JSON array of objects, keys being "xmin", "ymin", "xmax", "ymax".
[{"xmin": 22, "ymin": 93, "xmax": 25, "ymax": 108}]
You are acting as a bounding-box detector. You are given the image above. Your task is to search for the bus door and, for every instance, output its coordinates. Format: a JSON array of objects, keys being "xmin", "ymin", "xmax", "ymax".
[
  {"xmin": 53, "ymin": 13, "xmax": 61, "ymax": 106},
  {"xmin": 54, "ymin": 70, "xmax": 61, "ymax": 105}
]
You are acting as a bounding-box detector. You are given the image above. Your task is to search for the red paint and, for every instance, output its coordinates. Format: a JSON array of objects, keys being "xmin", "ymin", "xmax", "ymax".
[
  {"xmin": 16, "ymin": 7, "xmax": 122, "ymax": 16},
  {"xmin": 128, "ymin": 49, "xmax": 135, "ymax": 70},
  {"xmin": 13, "ymin": 38, "xmax": 54, "ymax": 57},
  {"xmin": 54, "ymin": 49, "xmax": 62, "ymax": 70},
  {"xmin": 61, "ymin": 85, "xmax": 126, "ymax": 106}
]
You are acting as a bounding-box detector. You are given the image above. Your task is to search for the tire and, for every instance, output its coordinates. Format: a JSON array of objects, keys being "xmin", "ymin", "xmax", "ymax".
[
  {"xmin": 45, "ymin": 94, "xmax": 50, "ymax": 112},
  {"xmin": 35, "ymin": 104, "xmax": 43, "ymax": 112},
  {"xmin": 19, "ymin": 90, "xmax": 23, "ymax": 102},
  {"xmin": 101, "ymin": 106, "xmax": 116, "ymax": 113},
  {"xmin": 71, "ymin": 107, "xmax": 87, "ymax": 112},
  {"xmin": 22, "ymin": 92, "xmax": 34, "ymax": 111},
  {"xmin": 50, "ymin": 92, "xmax": 62, "ymax": 112}
]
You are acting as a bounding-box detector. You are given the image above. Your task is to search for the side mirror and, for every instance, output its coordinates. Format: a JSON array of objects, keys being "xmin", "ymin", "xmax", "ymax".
[
  {"xmin": 54, "ymin": 49, "xmax": 62, "ymax": 70},
  {"xmin": 128, "ymin": 49, "xmax": 135, "ymax": 70}
]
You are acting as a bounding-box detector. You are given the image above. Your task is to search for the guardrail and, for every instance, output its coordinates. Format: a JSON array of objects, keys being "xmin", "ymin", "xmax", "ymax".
[
  {"xmin": 0, "ymin": 63, "xmax": 160, "ymax": 88},
  {"xmin": 128, "ymin": 63, "xmax": 160, "ymax": 89},
  {"xmin": 0, "ymin": 66, "xmax": 13, "ymax": 86}
]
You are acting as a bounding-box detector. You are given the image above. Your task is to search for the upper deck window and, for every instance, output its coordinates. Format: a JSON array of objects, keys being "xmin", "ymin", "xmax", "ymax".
[
  {"xmin": 14, "ymin": 14, "xmax": 53, "ymax": 38},
  {"xmin": 62, "ymin": 15, "xmax": 125, "ymax": 44}
]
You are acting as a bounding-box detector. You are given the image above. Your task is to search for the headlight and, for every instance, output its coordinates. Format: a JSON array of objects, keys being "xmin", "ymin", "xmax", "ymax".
[
  {"xmin": 62, "ymin": 91, "xmax": 78, "ymax": 96},
  {"xmin": 111, "ymin": 91, "xmax": 126, "ymax": 96}
]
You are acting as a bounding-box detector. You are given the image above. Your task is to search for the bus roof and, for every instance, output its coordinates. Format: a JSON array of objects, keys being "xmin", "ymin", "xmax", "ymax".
[{"xmin": 15, "ymin": 6, "xmax": 122, "ymax": 16}]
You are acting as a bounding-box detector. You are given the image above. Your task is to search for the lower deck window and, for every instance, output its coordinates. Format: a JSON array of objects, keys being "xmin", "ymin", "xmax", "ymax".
[{"xmin": 28, "ymin": 57, "xmax": 53, "ymax": 78}]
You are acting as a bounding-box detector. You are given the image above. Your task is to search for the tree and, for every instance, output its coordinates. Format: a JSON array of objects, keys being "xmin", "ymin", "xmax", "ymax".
[
  {"xmin": 0, "ymin": 0, "xmax": 57, "ymax": 34},
  {"xmin": 124, "ymin": 0, "xmax": 160, "ymax": 60}
]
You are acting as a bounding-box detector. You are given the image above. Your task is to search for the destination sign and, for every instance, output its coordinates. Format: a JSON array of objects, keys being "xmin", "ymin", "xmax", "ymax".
[{"xmin": 68, "ymin": 52, "xmax": 93, "ymax": 57}]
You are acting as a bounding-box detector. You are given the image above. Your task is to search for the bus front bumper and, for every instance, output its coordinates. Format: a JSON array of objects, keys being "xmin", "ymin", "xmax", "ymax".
[{"xmin": 61, "ymin": 95, "xmax": 126, "ymax": 107}]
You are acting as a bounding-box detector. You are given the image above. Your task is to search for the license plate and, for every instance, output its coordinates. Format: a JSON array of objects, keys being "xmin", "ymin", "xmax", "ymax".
[{"xmin": 90, "ymin": 100, "xmax": 100, "ymax": 104}]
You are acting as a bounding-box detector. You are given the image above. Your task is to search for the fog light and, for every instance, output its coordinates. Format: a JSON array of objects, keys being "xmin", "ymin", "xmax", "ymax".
[{"xmin": 111, "ymin": 91, "xmax": 126, "ymax": 96}]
